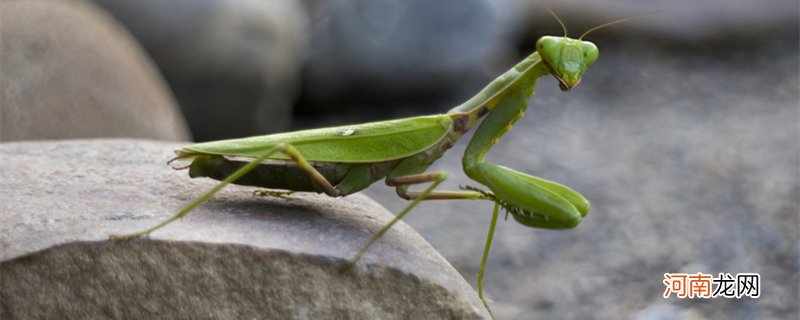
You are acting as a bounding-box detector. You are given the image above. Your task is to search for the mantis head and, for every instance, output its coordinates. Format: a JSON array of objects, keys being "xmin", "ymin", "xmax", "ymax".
[{"xmin": 536, "ymin": 36, "xmax": 598, "ymax": 91}]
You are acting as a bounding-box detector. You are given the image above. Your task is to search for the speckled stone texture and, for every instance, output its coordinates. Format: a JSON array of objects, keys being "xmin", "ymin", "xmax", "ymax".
[{"xmin": 0, "ymin": 139, "xmax": 488, "ymax": 319}]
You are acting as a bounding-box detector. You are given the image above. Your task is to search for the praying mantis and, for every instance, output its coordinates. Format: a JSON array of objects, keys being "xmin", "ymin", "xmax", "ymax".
[{"xmin": 111, "ymin": 5, "xmax": 656, "ymax": 316}]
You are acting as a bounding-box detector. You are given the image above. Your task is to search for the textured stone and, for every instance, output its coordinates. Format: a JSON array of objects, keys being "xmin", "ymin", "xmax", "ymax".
[
  {"xmin": 92, "ymin": 0, "xmax": 308, "ymax": 141},
  {"xmin": 0, "ymin": 0, "xmax": 189, "ymax": 141},
  {"xmin": 0, "ymin": 139, "xmax": 488, "ymax": 319}
]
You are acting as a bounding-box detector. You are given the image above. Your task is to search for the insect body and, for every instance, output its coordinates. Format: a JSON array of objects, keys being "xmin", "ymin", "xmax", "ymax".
[
  {"xmin": 111, "ymin": 7, "xmax": 656, "ymax": 315},
  {"xmin": 112, "ymin": 40, "xmax": 590, "ymax": 315},
  {"xmin": 175, "ymin": 43, "xmax": 592, "ymax": 230}
]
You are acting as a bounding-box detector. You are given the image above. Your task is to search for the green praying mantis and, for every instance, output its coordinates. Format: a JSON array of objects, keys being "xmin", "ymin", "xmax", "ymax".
[{"xmin": 111, "ymin": 5, "xmax": 657, "ymax": 316}]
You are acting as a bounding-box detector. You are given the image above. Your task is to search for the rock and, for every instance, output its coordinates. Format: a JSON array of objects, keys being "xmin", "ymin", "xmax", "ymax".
[
  {"xmin": 0, "ymin": 0, "xmax": 189, "ymax": 142},
  {"xmin": 0, "ymin": 139, "xmax": 488, "ymax": 319},
  {"xmin": 297, "ymin": 0, "xmax": 511, "ymax": 116},
  {"xmin": 92, "ymin": 0, "xmax": 309, "ymax": 141}
]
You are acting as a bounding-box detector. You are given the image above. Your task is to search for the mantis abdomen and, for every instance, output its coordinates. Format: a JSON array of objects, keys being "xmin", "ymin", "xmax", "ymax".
[{"xmin": 187, "ymin": 155, "xmax": 399, "ymax": 195}]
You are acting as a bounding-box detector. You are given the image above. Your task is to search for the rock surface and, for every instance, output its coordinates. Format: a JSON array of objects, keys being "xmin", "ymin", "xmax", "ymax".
[
  {"xmin": 0, "ymin": 139, "xmax": 488, "ymax": 319},
  {"xmin": 92, "ymin": 0, "xmax": 308, "ymax": 141},
  {"xmin": 0, "ymin": 0, "xmax": 189, "ymax": 142}
]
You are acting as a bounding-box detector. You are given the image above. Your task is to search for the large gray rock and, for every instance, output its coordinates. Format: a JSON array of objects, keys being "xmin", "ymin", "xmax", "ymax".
[
  {"xmin": 0, "ymin": 140, "xmax": 488, "ymax": 319},
  {"xmin": 92, "ymin": 0, "xmax": 309, "ymax": 141},
  {"xmin": 0, "ymin": 0, "xmax": 189, "ymax": 142}
]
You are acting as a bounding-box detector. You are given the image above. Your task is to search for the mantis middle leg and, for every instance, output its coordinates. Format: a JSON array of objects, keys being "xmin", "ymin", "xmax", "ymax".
[{"xmin": 349, "ymin": 169, "xmax": 503, "ymax": 316}]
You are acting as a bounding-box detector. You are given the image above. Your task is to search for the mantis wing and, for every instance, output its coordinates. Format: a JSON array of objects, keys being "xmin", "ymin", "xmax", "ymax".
[{"xmin": 178, "ymin": 115, "xmax": 453, "ymax": 163}]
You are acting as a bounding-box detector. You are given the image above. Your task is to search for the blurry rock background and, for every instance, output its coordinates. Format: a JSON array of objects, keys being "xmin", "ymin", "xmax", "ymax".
[
  {"xmin": 0, "ymin": 0, "xmax": 189, "ymax": 141},
  {"xmin": 2, "ymin": 0, "xmax": 798, "ymax": 319},
  {"xmin": 90, "ymin": 0, "xmax": 307, "ymax": 141}
]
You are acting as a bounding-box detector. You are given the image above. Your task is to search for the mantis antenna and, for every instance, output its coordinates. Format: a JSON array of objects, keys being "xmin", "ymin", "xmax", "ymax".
[
  {"xmin": 579, "ymin": 10, "xmax": 663, "ymax": 40},
  {"xmin": 541, "ymin": 1, "xmax": 569, "ymax": 37}
]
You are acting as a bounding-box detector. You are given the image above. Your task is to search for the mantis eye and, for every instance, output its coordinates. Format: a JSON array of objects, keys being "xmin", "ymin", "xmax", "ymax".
[
  {"xmin": 581, "ymin": 41, "xmax": 599, "ymax": 66},
  {"xmin": 535, "ymin": 36, "xmax": 561, "ymax": 61}
]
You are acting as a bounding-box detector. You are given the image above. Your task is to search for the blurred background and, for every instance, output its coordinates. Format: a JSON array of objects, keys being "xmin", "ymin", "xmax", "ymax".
[{"xmin": 1, "ymin": 0, "xmax": 797, "ymax": 318}]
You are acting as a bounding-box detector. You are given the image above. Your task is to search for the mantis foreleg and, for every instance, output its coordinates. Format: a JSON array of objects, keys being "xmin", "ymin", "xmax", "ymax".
[{"xmin": 462, "ymin": 72, "xmax": 588, "ymax": 229}]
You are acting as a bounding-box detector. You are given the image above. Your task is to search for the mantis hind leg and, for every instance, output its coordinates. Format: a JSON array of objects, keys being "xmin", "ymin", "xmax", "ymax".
[{"xmin": 109, "ymin": 142, "xmax": 339, "ymax": 240}]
